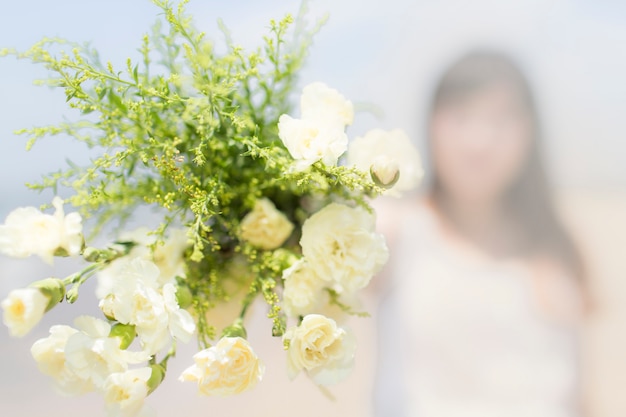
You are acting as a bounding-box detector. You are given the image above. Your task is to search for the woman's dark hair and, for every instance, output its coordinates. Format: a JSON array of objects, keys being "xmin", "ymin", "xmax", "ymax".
[{"xmin": 427, "ymin": 50, "xmax": 586, "ymax": 283}]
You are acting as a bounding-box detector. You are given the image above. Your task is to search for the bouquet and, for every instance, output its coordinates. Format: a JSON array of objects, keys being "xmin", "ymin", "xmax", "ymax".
[{"xmin": 0, "ymin": 1, "xmax": 422, "ymax": 415}]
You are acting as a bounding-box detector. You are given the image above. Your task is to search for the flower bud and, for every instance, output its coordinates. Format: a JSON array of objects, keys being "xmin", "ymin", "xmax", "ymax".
[
  {"xmin": 272, "ymin": 313, "xmax": 286, "ymax": 337},
  {"xmin": 147, "ymin": 364, "xmax": 166, "ymax": 394},
  {"xmin": 175, "ymin": 284, "xmax": 193, "ymax": 309},
  {"xmin": 65, "ymin": 286, "xmax": 80, "ymax": 304},
  {"xmin": 53, "ymin": 247, "xmax": 70, "ymax": 257},
  {"xmin": 370, "ymin": 155, "xmax": 400, "ymax": 188},
  {"xmin": 82, "ymin": 246, "xmax": 102, "ymax": 262},
  {"xmin": 109, "ymin": 323, "xmax": 136, "ymax": 349},
  {"xmin": 222, "ymin": 318, "xmax": 247, "ymax": 339},
  {"xmin": 30, "ymin": 278, "xmax": 65, "ymax": 312}
]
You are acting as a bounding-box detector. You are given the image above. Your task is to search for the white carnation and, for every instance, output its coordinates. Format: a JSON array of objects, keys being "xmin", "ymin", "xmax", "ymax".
[
  {"xmin": 278, "ymin": 115, "xmax": 348, "ymax": 171},
  {"xmin": 348, "ymin": 128, "xmax": 423, "ymax": 196},
  {"xmin": 300, "ymin": 82, "xmax": 354, "ymax": 127},
  {"xmin": 300, "ymin": 203, "xmax": 388, "ymax": 294},
  {"xmin": 0, "ymin": 197, "xmax": 83, "ymax": 264},
  {"xmin": 102, "ymin": 368, "xmax": 152, "ymax": 417},
  {"xmin": 284, "ymin": 314, "xmax": 356, "ymax": 386},
  {"xmin": 1, "ymin": 288, "xmax": 49, "ymax": 337}
]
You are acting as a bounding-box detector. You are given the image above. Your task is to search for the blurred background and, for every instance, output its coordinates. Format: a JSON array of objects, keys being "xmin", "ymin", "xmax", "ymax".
[{"xmin": 1, "ymin": 0, "xmax": 625, "ymax": 416}]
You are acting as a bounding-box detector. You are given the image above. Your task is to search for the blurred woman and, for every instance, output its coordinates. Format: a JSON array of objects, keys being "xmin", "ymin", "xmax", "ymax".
[{"xmin": 374, "ymin": 51, "xmax": 587, "ymax": 417}]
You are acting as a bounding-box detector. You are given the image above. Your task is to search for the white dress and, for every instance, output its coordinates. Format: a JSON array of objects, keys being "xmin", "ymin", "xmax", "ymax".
[{"xmin": 374, "ymin": 204, "xmax": 581, "ymax": 417}]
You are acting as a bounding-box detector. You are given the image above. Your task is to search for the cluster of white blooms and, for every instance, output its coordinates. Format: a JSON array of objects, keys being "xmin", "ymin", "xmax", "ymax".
[
  {"xmin": 0, "ymin": 211, "xmax": 197, "ymax": 416},
  {"xmin": 180, "ymin": 336, "xmax": 264, "ymax": 396},
  {"xmin": 31, "ymin": 316, "xmax": 152, "ymax": 415},
  {"xmin": 278, "ymin": 83, "xmax": 422, "ymax": 199},
  {"xmin": 284, "ymin": 314, "xmax": 356, "ymax": 386},
  {"xmin": 279, "ymin": 203, "xmax": 387, "ymax": 385},
  {"xmin": 0, "ymin": 198, "xmax": 82, "ymax": 338},
  {"xmin": 0, "ymin": 80, "xmax": 424, "ymax": 410},
  {"xmin": 348, "ymin": 128, "xmax": 423, "ymax": 196},
  {"xmin": 99, "ymin": 258, "xmax": 196, "ymax": 355},
  {"xmin": 0, "ymin": 197, "xmax": 83, "ymax": 264},
  {"xmin": 278, "ymin": 82, "xmax": 353, "ymax": 171}
]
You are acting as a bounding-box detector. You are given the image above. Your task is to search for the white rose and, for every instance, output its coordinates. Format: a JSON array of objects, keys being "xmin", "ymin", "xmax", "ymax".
[
  {"xmin": 1, "ymin": 288, "xmax": 49, "ymax": 337},
  {"xmin": 0, "ymin": 196, "xmax": 83, "ymax": 264},
  {"xmin": 300, "ymin": 203, "xmax": 389, "ymax": 293},
  {"xmin": 31, "ymin": 325, "xmax": 90, "ymax": 396},
  {"xmin": 64, "ymin": 316, "xmax": 149, "ymax": 388},
  {"xmin": 284, "ymin": 314, "xmax": 356, "ymax": 386},
  {"xmin": 278, "ymin": 115, "xmax": 348, "ymax": 170},
  {"xmin": 282, "ymin": 259, "xmax": 325, "ymax": 318},
  {"xmin": 102, "ymin": 368, "xmax": 152, "ymax": 417},
  {"xmin": 240, "ymin": 198, "xmax": 294, "ymax": 250},
  {"xmin": 348, "ymin": 129, "xmax": 423, "ymax": 196},
  {"xmin": 179, "ymin": 337, "xmax": 264, "ymax": 396},
  {"xmin": 300, "ymin": 82, "xmax": 354, "ymax": 127}
]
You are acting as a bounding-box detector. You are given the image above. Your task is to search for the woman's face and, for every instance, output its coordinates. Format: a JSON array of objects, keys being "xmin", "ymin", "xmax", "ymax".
[{"xmin": 430, "ymin": 82, "xmax": 533, "ymax": 206}]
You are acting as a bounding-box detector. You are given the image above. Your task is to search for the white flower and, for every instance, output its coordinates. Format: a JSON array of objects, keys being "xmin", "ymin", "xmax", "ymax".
[
  {"xmin": 300, "ymin": 82, "xmax": 354, "ymax": 127},
  {"xmin": 162, "ymin": 283, "xmax": 195, "ymax": 344},
  {"xmin": 96, "ymin": 228, "xmax": 189, "ymax": 299},
  {"xmin": 1, "ymin": 288, "xmax": 49, "ymax": 337},
  {"xmin": 180, "ymin": 337, "xmax": 264, "ymax": 396},
  {"xmin": 0, "ymin": 197, "xmax": 83, "ymax": 264},
  {"xmin": 240, "ymin": 198, "xmax": 294, "ymax": 250},
  {"xmin": 282, "ymin": 259, "xmax": 325, "ymax": 318},
  {"xmin": 102, "ymin": 368, "xmax": 152, "ymax": 417},
  {"xmin": 31, "ymin": 325, "xmax": 90, "ymax": 396},
  {"xmin": 64, "ymin": 316, "xmax": 149, "ymax": 388},
  {"xmin": 348, "ymin": 129, "xmax": 423, "ymax": 196},
  {"xmin": 99, "ymin": 258, "xmax": 162, "ymax": 324},
  {"xmin": 99, "ymin": 259, "xmax": 195, "ymax": 355},
  {"xmin": 278, "ymin": 82, "xmax": 353, "ymax": 170},
  {"xmin": 278, "ymin": 115, "xmax": 348, "ymax": 170},
  {"xmin": 51, "ymin": 196, "xmax": 84, "ymax": 256},
  {"xmin": 284, "ymin": 314, "xmax": 356, "ymax": 386},
  {"xmin": 300, "ymin": 203, "xmax": 389, "ymax": 294}
]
